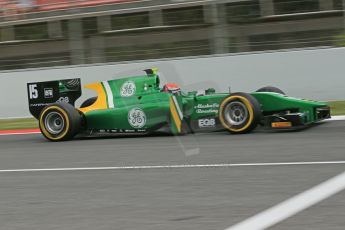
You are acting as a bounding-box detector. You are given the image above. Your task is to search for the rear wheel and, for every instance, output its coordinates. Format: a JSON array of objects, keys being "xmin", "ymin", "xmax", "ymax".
[
  {"xmin": 219, "ymin": 93, "xmax": 261, "ymax": 134},
  {"xmin": 256, "ymin": 86, "xmax": 285, "ymax": 95},
  {"xmin": 39, "ymin": 103, "xmax": 82, "ymax": 141}
]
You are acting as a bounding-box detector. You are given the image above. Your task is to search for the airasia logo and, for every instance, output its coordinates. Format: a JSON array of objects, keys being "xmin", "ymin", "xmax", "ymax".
[{"xmin": 198, "ymin": 118, "xmax": 216, "ymax": 128}]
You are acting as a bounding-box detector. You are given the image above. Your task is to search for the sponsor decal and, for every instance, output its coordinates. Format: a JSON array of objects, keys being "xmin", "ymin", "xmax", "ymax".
[
  {"xmin": 137, "ymin": 129, "xmax": 147, "ymax": 132},
  {"xmin": 194, "ymin": 103, "xmax": 219, "ymax": 114},
  {"xmin": 271, "ymin": 122, "xmax": 292, "ymax": 128},
  {"xmin": 128, "ymin": 108, "xmax": 146, "ymax": 128},
  {"xmin": 44, "ymin": 88, "xmax": 54, "ymax": 98},
  {"xmin": 57, "ymin": 97, "xmax": 70, "ymax": 103},
  {"xmin": 124, "ymin": 129, "xmax": 136, "ymax": 133},
  {"xmin": 198, "ymin": 118, "xmax": 216, "ymax": 128},
  {"xmin": 120, "ymin": 81, "xmax": 136, "ymax": 97},
  {"xmin": 94, "ymin": 129, "xmax": 147, "ymax": 133},
  {"xmin": 29, "ymin": 103, "xmax": 49, "ymax": 107},
  {"xmin": 28, "ymin": 84, "xmax": 38, "ymax": 99},
  {"xmin": 64, "ymin": 79, "xmax": 80, "ymax": 89}
]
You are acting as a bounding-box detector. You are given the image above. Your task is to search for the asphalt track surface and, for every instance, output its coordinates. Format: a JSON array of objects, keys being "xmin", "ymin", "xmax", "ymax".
[{"xmin": 0, "ymin": 121, "xmax": 345, "ymax": 230}]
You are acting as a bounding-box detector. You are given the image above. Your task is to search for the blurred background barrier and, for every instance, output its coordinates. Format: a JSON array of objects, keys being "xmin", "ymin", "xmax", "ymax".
[
  {"xmin": 1, "ymin": 0, "xmax": 345, "ymax": 70},
  {"xmin": 0, "ymin": 0, "xmax": 345, "ymax": 118},
  {"xmin": 0, "ymin": 47, "xmax": 345, "ymax": 118}
]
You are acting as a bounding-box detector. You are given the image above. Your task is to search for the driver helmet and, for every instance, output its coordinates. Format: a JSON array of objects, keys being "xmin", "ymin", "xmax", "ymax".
[{"xmin": 162, "ymin": 83, "xmax": 181, "ymax": 94}]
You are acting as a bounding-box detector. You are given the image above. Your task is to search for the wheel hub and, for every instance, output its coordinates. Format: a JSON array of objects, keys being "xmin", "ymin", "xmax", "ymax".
[
  {"xmin": 45, "ymin": 112, "xmax": 65, "ymax": 135},
  {"xmin": 224, "ymin": 101, "xmax": 248, "ymax": 126}
]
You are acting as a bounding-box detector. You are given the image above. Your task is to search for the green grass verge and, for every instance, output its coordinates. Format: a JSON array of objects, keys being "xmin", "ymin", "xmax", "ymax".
[
  {"xmin": 327, "ymin": 101, "xmax": 345, "ymax": 116},
  {"xmin": 0, "ymin": 101, "xmax": 344, "ymax": 130},
  {"xmin": 0, "ymin": 118, "xmax": 38, "ymax": 130}
]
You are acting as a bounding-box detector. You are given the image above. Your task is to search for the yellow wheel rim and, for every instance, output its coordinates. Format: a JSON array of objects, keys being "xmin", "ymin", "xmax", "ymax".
[
  {"xmin": 39, "ymin": 106, "xmax": 70, "ymax": 141},
  {"xmin": 219, "ymin": 95, "xmax": 254, "ymax": 132}
]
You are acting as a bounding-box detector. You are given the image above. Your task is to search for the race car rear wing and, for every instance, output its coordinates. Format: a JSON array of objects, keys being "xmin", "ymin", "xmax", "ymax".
[{"xmin": 27, "ymin": 78, "xmax": 82, "ymax": 119}]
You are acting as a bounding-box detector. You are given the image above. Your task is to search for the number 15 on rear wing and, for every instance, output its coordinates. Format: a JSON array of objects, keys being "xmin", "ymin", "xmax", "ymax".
[{"xmin": 27, "ymin": 79, "xmax": 82, "ymax": 119}]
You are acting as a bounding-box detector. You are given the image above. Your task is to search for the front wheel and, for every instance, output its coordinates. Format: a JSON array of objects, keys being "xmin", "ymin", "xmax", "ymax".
[
  {"xmin": 256, "ymin": 86, "xmax": 285, "ymax": 95},
  {"xmin": 39, "ymin": 103, "xmax": 82, "ymax": 141},
  {"xmin": 219, "ymin": 93, "xmax": 261, "ymax": 134}
]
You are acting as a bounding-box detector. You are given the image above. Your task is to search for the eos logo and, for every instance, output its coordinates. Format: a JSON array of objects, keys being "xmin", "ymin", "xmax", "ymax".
[{"xmin": 198, "ymin": 118, "xmax": 216, "ymax": 128}]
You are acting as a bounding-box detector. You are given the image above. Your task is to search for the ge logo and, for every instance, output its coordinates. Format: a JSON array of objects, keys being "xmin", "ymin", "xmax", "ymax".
[
  {"xmin": 128, "ymin": 108, "xmax": 146, "ymax": 128},
  {"xmin": 120, "ymin": 81, "xmax": 136, "ymax": 97},
  {"xmin": 57, "ymin": 97, "xmax": 69, "ymax": 103}
]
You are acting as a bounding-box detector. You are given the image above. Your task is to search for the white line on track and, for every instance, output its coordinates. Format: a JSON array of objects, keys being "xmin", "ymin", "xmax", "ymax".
[
  {"xmin": 328, "ymin": 115, "xmax": 345, "ymax": 121},
  {"xmin": 0, "ymin": 161, "xmax": 345, "ymax": 173},
  {"xmin": 226, "ymin": 170, "xmax": 345, "ymax": 230}
]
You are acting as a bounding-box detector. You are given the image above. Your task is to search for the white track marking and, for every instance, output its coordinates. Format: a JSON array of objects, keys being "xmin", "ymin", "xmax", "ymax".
[
  {"xmin": 102, "ymin": 81, "xmax": 114, "ymax": 109},
  {"xmin": 328, "ymin": 115, "xmax": 345, "ymax": 121},
  {"xmin": 226, "ymin": 170, "xmax": 345, "ymax": 230},
  {"xmin": 0, "ymin": 161, "xmax": 345, "ymax": 173}
]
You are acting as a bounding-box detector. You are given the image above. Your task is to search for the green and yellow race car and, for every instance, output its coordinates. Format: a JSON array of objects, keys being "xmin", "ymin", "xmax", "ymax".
[{"xmin": 27, "ymin": 68, "xmax": 331, "ymax": 141}]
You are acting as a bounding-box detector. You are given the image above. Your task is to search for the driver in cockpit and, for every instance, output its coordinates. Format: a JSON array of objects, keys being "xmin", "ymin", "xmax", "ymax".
[{"xmin": 161, "ymin": 83, "xmax": 181, "ymax": 95}]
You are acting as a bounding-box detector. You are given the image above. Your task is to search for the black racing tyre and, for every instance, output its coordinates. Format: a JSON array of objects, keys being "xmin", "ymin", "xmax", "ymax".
[
  {"xmin": 39, "ymin": 103, "xmax": 82, "ymax": 141},
  {"xmin": 80, "ymin": 97, "xmax": 97, "ymax": 108},
  {"xmin": 256, "ymin": 86, "xmax": 286, "ymax": 95},
  {"xmin": 219, "ymin": 92, "xmax": 261, "ymax": 134}
]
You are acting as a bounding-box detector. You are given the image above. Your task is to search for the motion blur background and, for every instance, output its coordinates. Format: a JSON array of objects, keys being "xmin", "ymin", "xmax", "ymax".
[{"xmin": 1, "ymin": 0, "xmax": 345, "ymax": 71}]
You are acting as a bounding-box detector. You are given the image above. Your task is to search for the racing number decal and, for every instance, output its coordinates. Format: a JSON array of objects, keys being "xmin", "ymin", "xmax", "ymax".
[
  {"xmin": 120, "ymin": 81, "xmax": 136, "ymax": 97},
  {"xmin": 29, "ymin": 84, "xmax": 38, "ymax": 99},
  {"xmin": 128, "ymin": 108, "xmax": 146, "ymax": 128}
]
